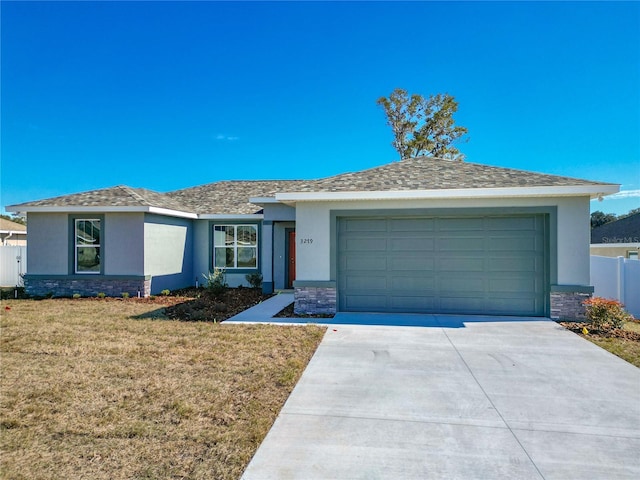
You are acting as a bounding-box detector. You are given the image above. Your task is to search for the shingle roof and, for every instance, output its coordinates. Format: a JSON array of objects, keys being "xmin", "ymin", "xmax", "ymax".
[
  {"xmin": 591, "ymin": 212, "xmax": 640, "ymax": 244},
  {"xmin": 0, "ymin": 218, "xmax": 27, "ymax": 232},
  {"xmin": 166, "ymin": 180, "xmax": 311, "ymax": 214},
  {"xmin": 295, "ymin": 156, "xmax": 614, "ymax": 192},
  {"xmin": 13, "ymin": 185, "xmax": 191, "ymax": 212},
  {"xmin": 9, "ymin": 157, "xmax": 616, "ymax": 215}
]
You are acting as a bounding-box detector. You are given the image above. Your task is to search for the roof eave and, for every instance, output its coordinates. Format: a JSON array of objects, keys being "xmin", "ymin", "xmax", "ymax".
[
  {"xmin": 5, "ymin": 205, "xmax": 198, "ymax": 219},
  {"xmin": 275, "ymin": 184, "xmax": 621, "ymax": 202},
  {"xmin": 197, "ymin": 214, "xmax": 264, "ymax": 220}
]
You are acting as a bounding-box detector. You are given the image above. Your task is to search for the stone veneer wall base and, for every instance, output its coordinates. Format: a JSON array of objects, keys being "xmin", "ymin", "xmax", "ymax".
[
  {"xmin": 24, "ymin": 276, "xmax": 152, "ymax": 298},
  {"xmin": 550, "ymin": 291, "xmax": 592, "ymax": 321},
  {"xmin": 294, "ymin": 286, "xmax": 336, "ymax": 315}
]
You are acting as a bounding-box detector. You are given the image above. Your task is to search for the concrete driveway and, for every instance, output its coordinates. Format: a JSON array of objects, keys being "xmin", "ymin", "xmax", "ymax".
[{"xmin": 242, "ymin": 315, "xmax": 640, "ymax": 479}]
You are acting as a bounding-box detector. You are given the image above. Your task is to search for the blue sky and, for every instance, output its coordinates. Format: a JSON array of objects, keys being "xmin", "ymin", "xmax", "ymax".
[{"xmin": 2, "ymin": 1, "xmax": 639, "ymax": 216}]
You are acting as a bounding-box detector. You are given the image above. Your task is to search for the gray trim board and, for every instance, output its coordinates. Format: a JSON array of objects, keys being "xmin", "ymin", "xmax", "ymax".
[
  {"xmin": 293, "ymin": 281, "xmax": 336, "ymax": 288},
  {"xmin": 551, "ymin": 285, "xmax": 595, "ymax": 294}
]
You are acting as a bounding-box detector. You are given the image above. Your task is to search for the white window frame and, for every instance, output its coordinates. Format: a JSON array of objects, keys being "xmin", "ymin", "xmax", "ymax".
[
  {"xmin": 213, "ymin": 224, "xmax": 258, "ymax": 269},
  {"xmin": 74, "ymin": 218, "xmax": 101, "ymax": 274}
]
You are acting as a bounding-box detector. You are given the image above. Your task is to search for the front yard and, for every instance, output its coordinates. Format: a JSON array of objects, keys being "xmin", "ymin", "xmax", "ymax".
[
  {"xmin": 1, "ymin": 291, "xmax": 638, "ymax": 479},
  {"xmin": 0, "ymin": 298, "xmax": 325, "ymax": 480}
]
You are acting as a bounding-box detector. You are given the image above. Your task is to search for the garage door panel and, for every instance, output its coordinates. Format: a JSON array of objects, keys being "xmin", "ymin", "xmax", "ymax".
[
  {"xmin": 390, "ymin": 218, "xmax": 435, "ymax": 232},
  {"xmin": 343, "ymin": 295, "xmax": 387, "ymax": 311},
  {"xmin": 345, "ymin": 275, "xmax": 387, "ymax": 290},
  {"xmin": 390, "ymin": 296, "xmax": 435, "ymax": 311},
  {"xmin": 439, "ymin": 218, "xmax": 484, "ymax": 230},
  {"xmin": 489, "ymin": 237, "xmax": 537, "ymax": 251},
  {"xmin": 342, "ymin": 219, "xmax": 387, "ymax": 232},
  {"xmin": 489, "ymin": 278, "xmax": 536, "ymax": 293},
  {"xmin": 391, "ymin": 276, "xmax": 435, "ymax": 291},
  {"xmin": 390, "ymin": 257, "xmax": 435, "ymax": 271},
  {"xmin": 343, "ymin": 256, "xmax": 387, "ymax": 271},
  {"xmin": 439, "ymin": 277, "xmax": 485, "ymax": 293},
  {"xmin": 338, "ymin": 215, "xmax": 547, "ymax": 316},
  {"xmin": 439, "ymin": 297, "xmax": 485, "ymax": 312},
  {"xmin": 488, "ymin": 216, "xmax": 538, "ymax": 230},
  {"xmin": 438, "ymin": 237, "xmax": 485, "ymax": 251},
  {"xmin": 437, "ymin": 257, "xmax": 485, "ymax": 272},
  {"xmin": 391, "ymin": 237, "xmax": 435, "ymax": 252},
  {"xmin": 344, "ymin": 237, "xmax": 387, "ymax": 252}
]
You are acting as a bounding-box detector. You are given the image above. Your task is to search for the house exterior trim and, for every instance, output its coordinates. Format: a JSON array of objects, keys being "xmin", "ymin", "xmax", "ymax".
[
  {"xmin": 277, "ymin": 185, "xmax": 619, "ymax": 203},
  {"xmin": 7, "ymin": 205, "xmax": 197, "ymax": 219}
]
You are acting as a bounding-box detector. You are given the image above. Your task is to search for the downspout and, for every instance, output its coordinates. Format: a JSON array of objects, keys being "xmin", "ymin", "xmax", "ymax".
[{"xmin": 3, "ymin": 231, "xmax": 13, "ymax": 246}]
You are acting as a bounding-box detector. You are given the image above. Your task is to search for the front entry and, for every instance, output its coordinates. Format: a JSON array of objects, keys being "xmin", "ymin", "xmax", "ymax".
[{"xmin": 287, "ymin": 230, "xmax": 296, "ymax": 289}]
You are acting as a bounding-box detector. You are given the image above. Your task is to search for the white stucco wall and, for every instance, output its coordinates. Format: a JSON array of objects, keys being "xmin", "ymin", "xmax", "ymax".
[
  {"xmin": 295, "ymin": 195, "xmax": 593, "ymax": 287},
  {"xmin": 25, "ymin": 212, "xmax": 68, "ymax": 274}
]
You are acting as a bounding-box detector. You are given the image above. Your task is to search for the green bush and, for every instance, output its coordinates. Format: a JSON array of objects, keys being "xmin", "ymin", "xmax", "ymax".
[
  {"xmin": 121, "ymin": 292, "xmax": 130, "ymax": 299},
  {"xmin": 203, "ymin": 268, "xmax": 227, "ymax": 297},
  {"xmin": 245, "ymin": 273, "xmax": 263, "ymax": 289},
  {"xmin": 161, "ymin": 289, "xmax": 171, "ymax": 296},
  {"xmin": 72, "ymin": 293, "xmax": 81, "ymax": 299},
  {"xmin": 583, "ymin": 297, "xmax": 633, "ymax": 331},
  {"xmin": 97, "ymin": 292, "xmax": 106, "ymax": 299}
]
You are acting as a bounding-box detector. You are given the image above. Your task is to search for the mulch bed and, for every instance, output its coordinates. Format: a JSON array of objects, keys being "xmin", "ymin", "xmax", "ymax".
[
  {"xmin": 273, "ymin": 302, "xmax": 335, "ymax": 319},
  {"xmin": 559, "ymin": 321, "xmax": 640, "ymax": 342},
  {"xmin": 163, "ymin": 287, "xmax": 272, "ymax": 322}
]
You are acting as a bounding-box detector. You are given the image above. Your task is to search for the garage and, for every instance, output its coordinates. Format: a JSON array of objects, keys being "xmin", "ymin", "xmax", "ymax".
[{"xmin": 337, "ymin": 214, "xmax": 548, "ymax": 316}]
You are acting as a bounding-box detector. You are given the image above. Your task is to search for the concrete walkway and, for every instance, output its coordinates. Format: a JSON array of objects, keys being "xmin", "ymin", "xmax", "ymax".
[
  {"xmin": 242, "ymin": 316, "xmax": 640, "ymax": 479},
  {"xmin": 226, "ymin": 292, "xmax": 294, "ymax": 322}
]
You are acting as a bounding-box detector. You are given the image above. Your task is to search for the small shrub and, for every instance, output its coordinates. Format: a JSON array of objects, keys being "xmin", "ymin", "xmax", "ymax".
[
  {"xmin": 161, "ymin": 289, "xmax": 171, "ymax": 296},
  {"xmin": 149, "ymin": 295, "xmax": 157, "ymax": 300},
  {"xmin": 583, "ymin": 297, "xmax": 633, "ymax": 331},
  {"xmin": 245, "ymin": 272, "xmax": 263, "ymax": 289},
  {"xmin": 121, "ymin": 292, "xmax": 130, "ymax": 299},
  {"xmin": 72, "ymin": 293, "xmax": 81, "ymax": 299},
  {"xmin": 203, "ymin": 268, "xmax": 227, "ymax": 297},
  {"xmin": 97, "ymin": 292, "xmax": 106, "ymax": 299}
]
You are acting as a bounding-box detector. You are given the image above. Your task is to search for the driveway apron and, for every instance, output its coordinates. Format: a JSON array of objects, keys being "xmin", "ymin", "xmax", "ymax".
[{"xmin": 241, "ymin": 316, "xmax": 640, "ymax": 480}]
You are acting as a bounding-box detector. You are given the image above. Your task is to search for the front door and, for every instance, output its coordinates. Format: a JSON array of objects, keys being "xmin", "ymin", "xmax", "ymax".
[{"xmin": 287, "ymin": 230, "xmax": 296, "ymax": 289}]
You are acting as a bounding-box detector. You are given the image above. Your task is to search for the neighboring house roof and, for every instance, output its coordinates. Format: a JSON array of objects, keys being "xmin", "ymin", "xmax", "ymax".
[
  {"xmin": 299, "ymin": 156, "xmax": 613, "ymax": 192},
  {"xmin": 0, "ymin": 218, "xmax": 27, "ymax": 233},
  {"xmin": 167, "ymin": 180, "xmax": 311, "ymax": 214},
  {"xmin": 591, "ymin": 212, "xmax": 640, "ymax": 244}
]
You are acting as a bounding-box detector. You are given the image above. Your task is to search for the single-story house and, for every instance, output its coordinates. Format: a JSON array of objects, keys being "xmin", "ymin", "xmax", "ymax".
[
  {"xmin": 0, "ymin": 218, "xmax": 27, "ymax": 246},
  {"xmin": 590, "ymin": 212, "xmax": 640, "ymax": 259},
  {"xmin": 7, "ymin": 156, "xmax": 619, "ymax": 320}
]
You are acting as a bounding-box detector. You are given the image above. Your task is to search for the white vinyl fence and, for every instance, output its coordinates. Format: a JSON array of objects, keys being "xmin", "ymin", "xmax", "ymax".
[
  {"xmin": 590, "ymin": 255, "xmax": 640, "ymax": 319},
  {"xmin": 0, "ymin": 245, "xmax": 26, "ymax": 287}
]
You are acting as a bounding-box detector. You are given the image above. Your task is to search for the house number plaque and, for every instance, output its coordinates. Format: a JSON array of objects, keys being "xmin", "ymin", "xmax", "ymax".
[{"xmin": 300, "ymin": 238, "xmax": 313, "ymax": 244}]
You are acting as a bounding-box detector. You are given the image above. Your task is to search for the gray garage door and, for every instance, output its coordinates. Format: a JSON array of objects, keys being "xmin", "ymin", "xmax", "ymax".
[{"xmin": 337, "ymin": 215, "xmax": 547, "ymax": 316}]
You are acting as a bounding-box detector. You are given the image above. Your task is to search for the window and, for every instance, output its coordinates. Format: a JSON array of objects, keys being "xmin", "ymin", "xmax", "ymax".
[
  {"xmin": 213, "ymin": 225, "xmax": 258, "ymax": 269},
  {"xmin": 75, "ymin": 219, "xmax": 101, "ymax": 273},
  {"xmin": 629, "ymin": 251, "xmax": 638, "ymax": 260}
]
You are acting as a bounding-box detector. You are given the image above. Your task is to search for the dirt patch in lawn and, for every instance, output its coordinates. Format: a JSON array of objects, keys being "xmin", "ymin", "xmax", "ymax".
[
  {"xmin": 0, "ymin": 298, "xmax": 325, "ymax": 480},
  {"xmin": 560, "ymin": 321, "xmax": 640, "ymax": 368}
]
